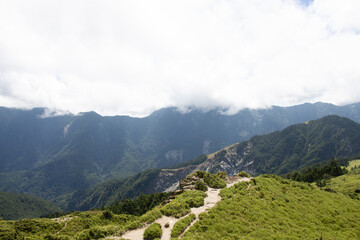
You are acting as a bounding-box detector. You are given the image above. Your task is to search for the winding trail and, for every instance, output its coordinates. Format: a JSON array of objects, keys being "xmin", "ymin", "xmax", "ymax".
[{"xmin": 109, "ymin": 176, "xmax": 251, "ymax": 240}]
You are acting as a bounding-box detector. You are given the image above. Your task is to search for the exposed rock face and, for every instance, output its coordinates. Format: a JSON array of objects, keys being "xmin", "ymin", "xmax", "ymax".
[
  {"xmin": 150, "ymin": 144, "xmax": 254, "ymax": 194},
  {"xmin": 153, "ymin": 166, "xmax": 198, "ymax": 193},
  {"xmin": 195, "ymin": 142, "xmax": 256, "ymax": 176}
]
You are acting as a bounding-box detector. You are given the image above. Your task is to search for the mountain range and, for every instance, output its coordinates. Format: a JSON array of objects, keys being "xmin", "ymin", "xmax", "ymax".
[
  {"xmin": 1, "ymin": 102, "xmax": 360, "ymax": 203},
  {"xmin": 59, "ymin": 115, "xmax": 360, "ymax": 211}
]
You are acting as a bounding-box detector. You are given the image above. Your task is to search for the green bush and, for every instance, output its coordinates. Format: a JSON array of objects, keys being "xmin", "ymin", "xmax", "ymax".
[
  {"xmin": 193, "ymin": 170, "xmax": 206, "ymax": 178},
  {"xmin": 203, "ymin": 173, "xmax": 226, "ymax": 188},
  {"xmin": 139, "ymin": 208, "xmax": 162, "ymax": 224},
  {"xmin": 189, "ymin": 171, "xmax": 226, "ymax": 188},
  {"xmin": 160, "ymin": 201, "xmax": 190, "ymax": 218},
  {"xmin": 237, "ymin": 171, "xmax": 251, "ymax": 178},
  {"xmin": 195, "ymin": 181, "xmax": 208, "ymax": 192},
  {"xmin": 160, "ymin": 191, "xmax": 206, "ymax": 218},
  {"xmin": 215, "ymin": 171, "xmax": 227, "ymax": 179},
  {"xmin": 125, "ymin": 220, "xmax": 142, "ymax": 230},
  {"xmin": 178, "ymin": 191, "xmax": 206, "ymax": 208},
  {"xmin": 77, "ymin": 225, "xmax": 114, "ymax": 240},
  {"xmin": 101, "ymin": 210, "xmax": 113, "ymax": 219},
  {"xmin": 171, "ymin": 213, "xmax": 196, "ymax": 238},
  {"xmin": 143, "ymin": 223, "xmax": 162, "ymax": 240}
]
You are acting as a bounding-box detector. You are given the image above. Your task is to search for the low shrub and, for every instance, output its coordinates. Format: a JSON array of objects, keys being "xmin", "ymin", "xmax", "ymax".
[
  {"xmin": 171, "ymin": 213, "xmax": 196, "ymax": 238},
  {"xmin": 125, "ymin": 220, "xmax": 142, "ymax": 230},
  {"xmin": 77, "ymin": 225, "xmax": 115, "ymax": 240},
  {"xmin": 14, "ymin": 219, "xmax": 61, "ymax": 234},
  {"xmin": 194, "ymin": 170, "xmax": 206, "ymax": 179},
  {"xmin": 160, "ymin": 191, "xmax": 206, "ymax": 218},
  {"xmin": 195, "ymin": 180, "xmax": 208, "ymax": 192},
  {"xmin": 215, "ymin": 171, "xmax": 227, "ymax": 179},
  {"xmin": 139, "ymin": 208, "xmax": 162, "ymax": 224},
  {"xmin": 203, "ymin": 173, "xmax": 226, "ymax": 188},
  {"xmin": 237, "ymin": 171, "xmax": 250, "ymax": 178},
  {"xmin": 180, "ymin": 191, "xmax": 206, "ymax": 208},
  {"xmin": 160, "ymin": 201, "xmax": 190, "ymax": 218},
  {"xmin": 101, "ymin": 210, "xmax": 113, "ymax": 219},
  {"xmin": 143, "ymin": 223, "xmax": 162, "ymax": 240},
  {"xmin": 189, "ymin": 171, "xmax": 226, "ymax": 188}
]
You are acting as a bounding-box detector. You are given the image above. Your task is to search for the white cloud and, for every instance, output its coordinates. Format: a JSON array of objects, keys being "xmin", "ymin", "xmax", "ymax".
[{"xmin": 0, "ymin": 0, "xmax": 360, "ymax": 116}]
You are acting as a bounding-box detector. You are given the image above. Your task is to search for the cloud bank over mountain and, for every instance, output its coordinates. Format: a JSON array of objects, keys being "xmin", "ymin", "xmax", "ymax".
[{"xmin": 0, "ymin": 0, "xmax": 360, "ymax": 116}]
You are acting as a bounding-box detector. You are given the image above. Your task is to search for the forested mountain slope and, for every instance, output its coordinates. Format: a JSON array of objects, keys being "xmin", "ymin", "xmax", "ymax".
[{"xmin": 0, "ymin": 191, "xmax": 61, "ymax": 220}]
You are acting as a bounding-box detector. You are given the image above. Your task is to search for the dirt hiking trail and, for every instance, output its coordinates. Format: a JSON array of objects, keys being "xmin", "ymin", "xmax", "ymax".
[{"xmin": 108, "ymin": 176, "xmax": 251, "ymax": 240}]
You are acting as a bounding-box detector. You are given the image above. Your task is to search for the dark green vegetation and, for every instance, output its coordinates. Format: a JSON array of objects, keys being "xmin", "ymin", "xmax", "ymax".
[
  {"xmin": 171, "ymin": 213, "xmax": 195, "ymax": 238},
  {"xmin": 285, "ymin": 159, "xmax": 348, "ymax": 187},
  {"xmin": 204, "ymin": 115, "xmax": 360, "ymax": 176},
  {"xmin": 2, "ymin": 102, "xmax": 360, "ymax": 202},
  {"xmin": 0, "ymin": 191, "xmax": 61, "ymax": 220},
  {"xmin": 57, "ymin": 169, "xmax": 163, "ymax": 211},
  {"xmin": 143, "ymin": 222, "xmax": 162, "ymax": 240},
  {"xmin": 182, "ymin": 175, "xmax": 360, "ymax": 239},
  {"xmin": 160, "ymin": 191, "xmax": 206, "ymax": 218},
  {"xmin": 107, "ymin": 192, "xmax": 169, "ymax": 216}
]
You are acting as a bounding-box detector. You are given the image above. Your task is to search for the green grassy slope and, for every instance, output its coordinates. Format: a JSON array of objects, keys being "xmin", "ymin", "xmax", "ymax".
[
  {"xmin": 182, "ymin": 175, "xmax": 360, "ymax": 240},
  {"xmin": 326, "ymin": 159, "xmax": 360, "ymax": 200},
  {"xmin": 0, "ymin": 191, "xmax": 61, "ymax": 220}
]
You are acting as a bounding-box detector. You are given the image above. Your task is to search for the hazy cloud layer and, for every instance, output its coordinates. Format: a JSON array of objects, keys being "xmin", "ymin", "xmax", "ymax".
[{"xmin": 0, "ymin": 0, "xmax": 360, "ymax": 116}]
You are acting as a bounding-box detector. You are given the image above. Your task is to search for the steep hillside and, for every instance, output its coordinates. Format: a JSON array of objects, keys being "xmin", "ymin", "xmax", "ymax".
[
  {"xmin": 61, "ymin": 115, "xmax": 360, "ymax": 211},
  {"xmin": 198, "ymin": 115, "xmax": 360, "ymax": 175},
  {"xmin": 0, "ymin": 191, "xmax": 61, "ymax": 220},
  {"xmin": 2, "ymin": 102, "xmax": 360, "ymax": 200}
]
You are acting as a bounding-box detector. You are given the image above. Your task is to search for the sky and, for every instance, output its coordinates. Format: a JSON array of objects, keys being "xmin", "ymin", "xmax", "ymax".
[{"xmin": 0, "ymin": 0, "xmax": 360, "ymax": 117}]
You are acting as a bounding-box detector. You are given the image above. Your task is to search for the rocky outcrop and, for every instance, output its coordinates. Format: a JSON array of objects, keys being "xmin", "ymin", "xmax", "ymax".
[
  {"xmin": 179, "ymin": 175, "xmax": 202, "ymax": 191},
  {"xmin": 152, "ymin": 165, "xmax": 198, "ymax": 193}
]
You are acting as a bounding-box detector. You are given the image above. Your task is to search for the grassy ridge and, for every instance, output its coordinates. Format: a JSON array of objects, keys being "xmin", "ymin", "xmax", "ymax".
[{"xmin": 182, "ymin": 175, "xmax": 360, "ymax": 239}]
